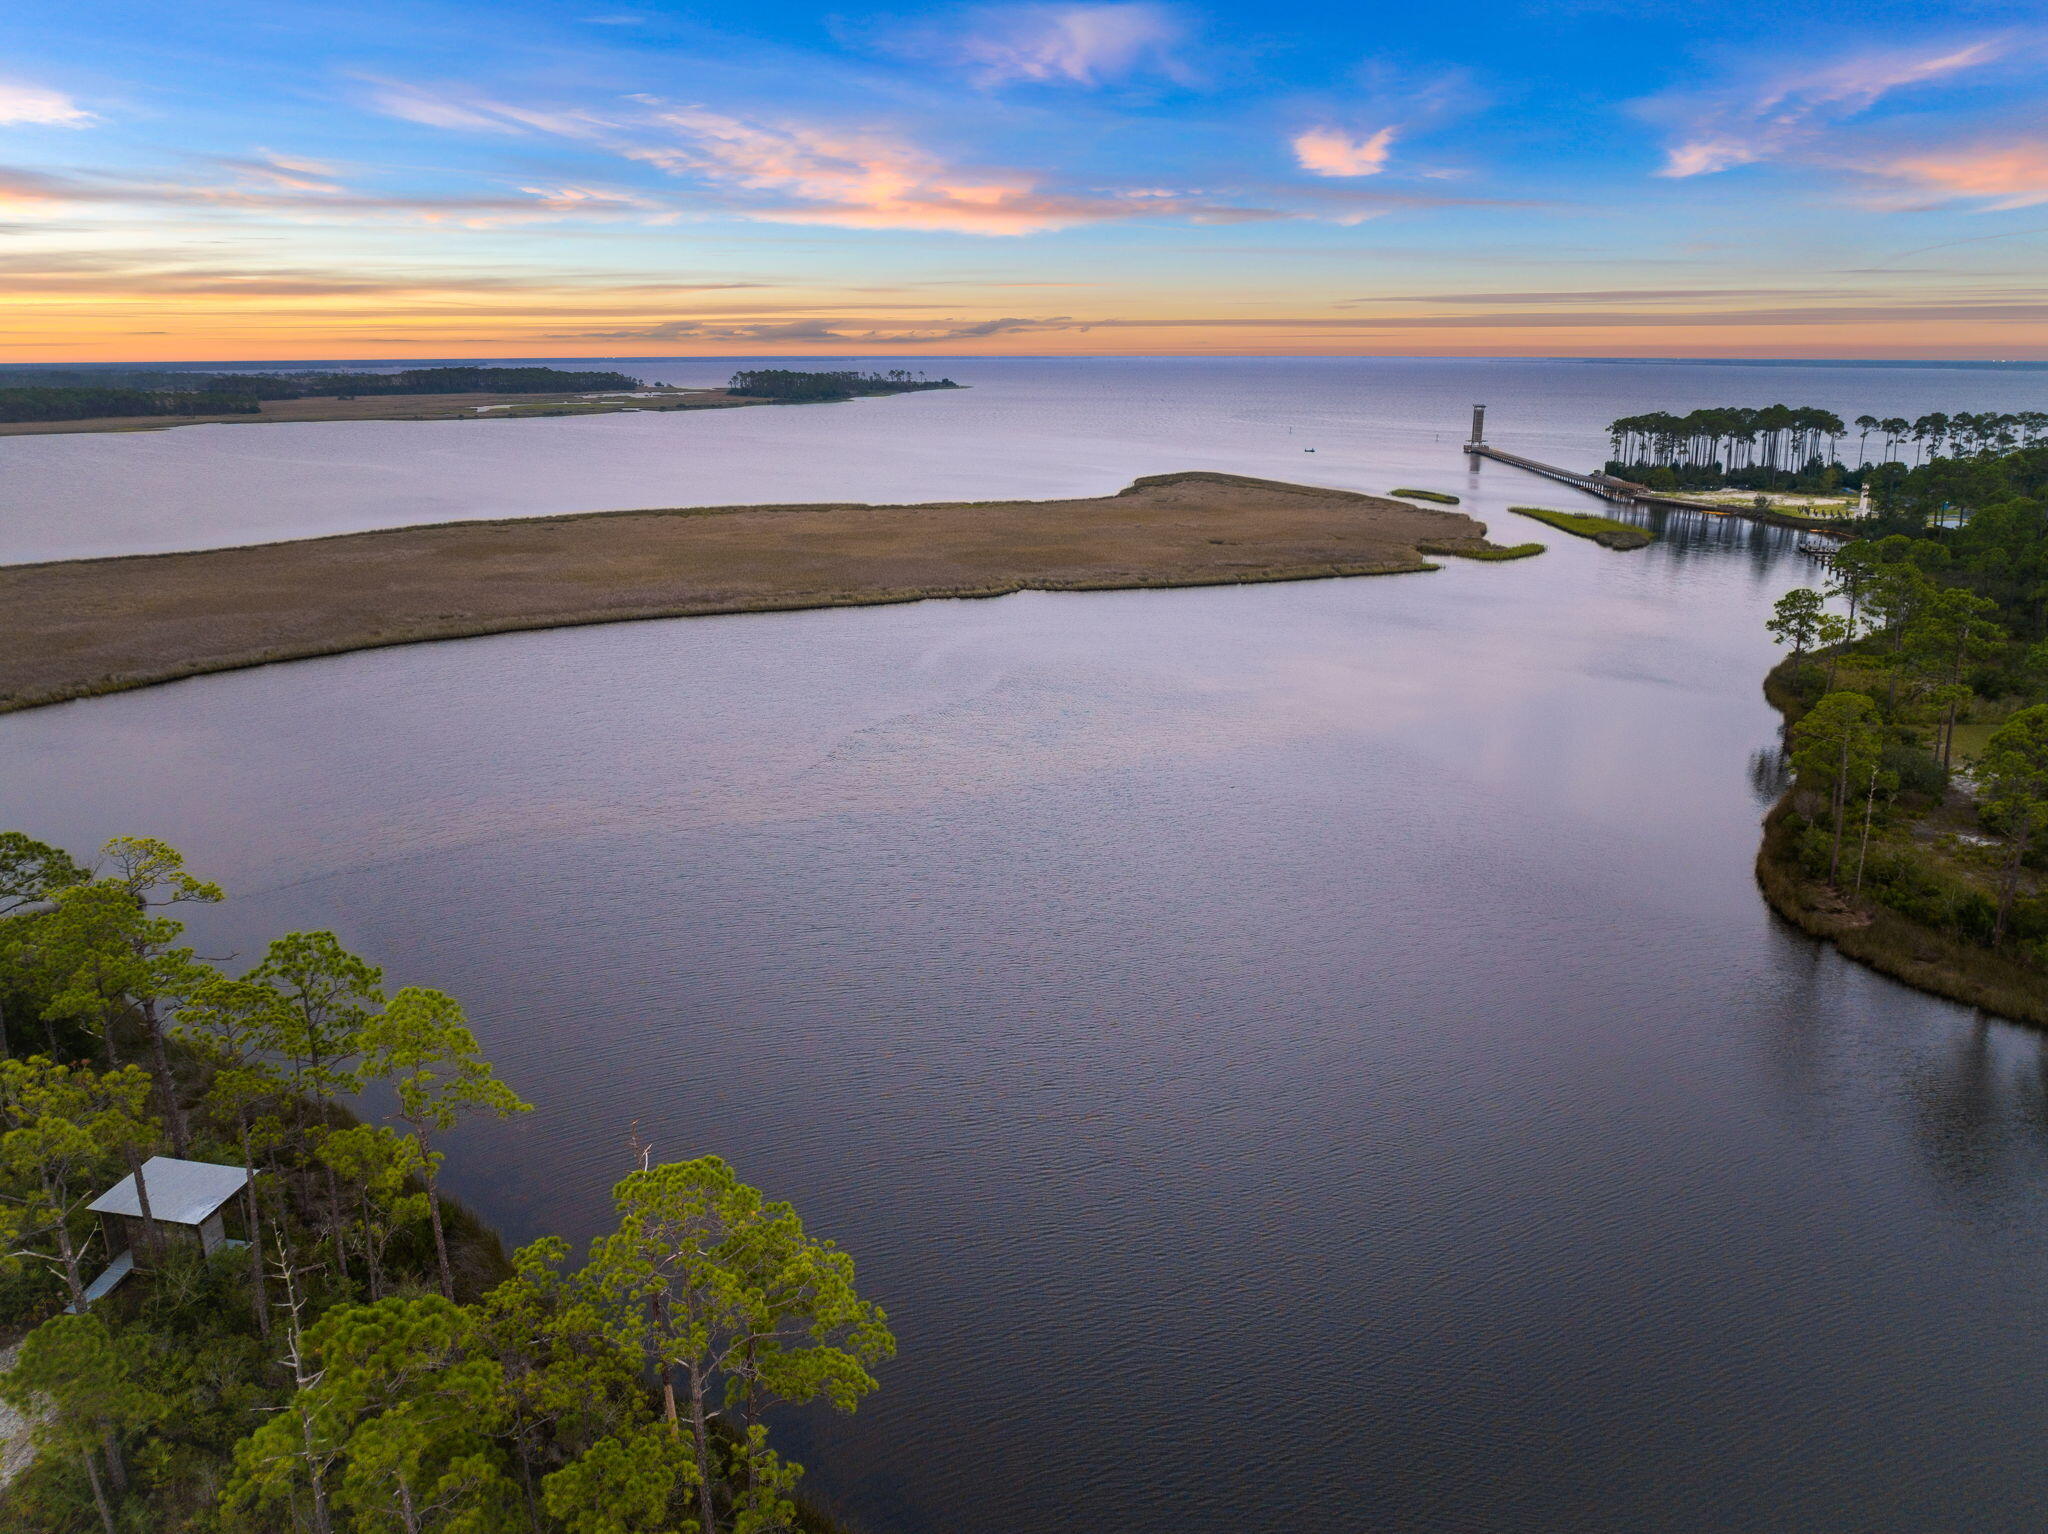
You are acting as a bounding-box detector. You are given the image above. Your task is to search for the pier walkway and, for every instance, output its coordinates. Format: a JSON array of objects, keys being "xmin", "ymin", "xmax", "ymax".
[
  {"xmin": 1463, "ymin": 442, "xmax": 1648, "ymax": 503},
  {"xmin": 1459, "ymin": 405, "xmax": 1853, "ymax": 538}
]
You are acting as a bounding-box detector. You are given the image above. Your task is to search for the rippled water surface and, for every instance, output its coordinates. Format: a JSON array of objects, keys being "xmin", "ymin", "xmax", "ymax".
[{"xmin": 10, "ymin": 360, "xmax": 2048, "ymax": 1532}]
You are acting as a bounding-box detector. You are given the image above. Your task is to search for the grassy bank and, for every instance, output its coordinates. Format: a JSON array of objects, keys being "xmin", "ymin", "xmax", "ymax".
[
  {"xmin": 1391, "ymin": 487, "xmax": 1460, "ymax": 504},
  {"xmin": 1419, "ymin": 538, "xmax": 1545, "ymax": 561},
  {"xmin": 1508, "ymin": 506, "xmax": 1653, "ymax": 549}
]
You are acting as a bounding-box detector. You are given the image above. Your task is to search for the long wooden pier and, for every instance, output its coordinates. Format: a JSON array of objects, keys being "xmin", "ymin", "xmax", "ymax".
[
  {"xmin": 1462, "ymin": 442, "xmax": 1648, "ymax": 503},
  {"xmin": 1459, "ymin": 405, "xmax": 1852, "ymax": 538}
]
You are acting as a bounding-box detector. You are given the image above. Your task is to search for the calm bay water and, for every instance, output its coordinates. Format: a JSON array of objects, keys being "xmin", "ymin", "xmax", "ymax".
[
  {"xmin": 6, "ymin": 355, "xmax": 2048, "ymax": 563},
  {"xmin": 9, "ymin": 361, "xmax": 2048, "ymax": 1530}
]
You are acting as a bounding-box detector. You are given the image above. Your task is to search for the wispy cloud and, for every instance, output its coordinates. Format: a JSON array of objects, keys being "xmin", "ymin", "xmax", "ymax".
[
  {"xmin": 624, "ymin": 105, "xmax": 1086, "ymax": 233},
  {"xmin": 1013, "ymin": 300, "xmax": 2048, "ymax": 331},
  {"xmin": 558, "ymin": 315, "xmax": 1076, "ymax": 342},
  {"xmin": 0, "ymin": 248, "xmax": 780, "ymax": 300},
  {"xmin": 367, "ymin": 83, "xmax": 1499, "ymax": 234},
  {"xmin": 1292, "ymin": 126, "xmax": 1397, "ymax": 178},
  {"xmin": 0, "ymin": 163, "xmax": 663, "ymax": 227},
  {"xmin": 213, "ymin": 151, "xmax": 348, "ymax": 195},
  {"xmin": 366, "ymin": 81, "xmax": 609, "ymax": 139},
  {"xmin": 897, "ymin": 4, "xmax": 1193, "ymax": 88},
  {"xmin": 1355, "ymin": 287, "xmax": 1847, "ymax": 305},
  {"xmin": 634, "ymin": 103, "xmax": 1322, "ymax": 232},
  {"xmin": 1650, "ymin": 38, "xmax": 2010, "ymax": 178},
  {"xmin": 1332, "ymin": 300, "xmax": 2048, "ymax": 329},
  {"xmin": 0, "ymin": 79, "xmax": 94, "ymax": 128}
]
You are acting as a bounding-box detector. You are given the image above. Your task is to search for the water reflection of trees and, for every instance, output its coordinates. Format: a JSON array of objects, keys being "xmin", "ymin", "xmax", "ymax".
[
  {"xmin": 1759, "ymin": 922, "xmax": 1839, "ymax": 1102},
  {"xmin": 1749, "ymin": 743, "xmax": 1790, "ymax": 806},
  {"xmin": 1904, "ymin": 1017, "xmax": 2048, "ymax": 1200},
  {"xmin": 1640, "ymin": 505, "xmax": 1807, "ymax": 564}
]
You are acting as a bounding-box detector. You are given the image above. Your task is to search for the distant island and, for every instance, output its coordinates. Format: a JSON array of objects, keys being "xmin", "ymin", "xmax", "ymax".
[
  {"xmin": 0, "ymin": 472, "xmax": 1533, "ymax": 713},
  {"xmin": 724, "ymin": 368, "xmax": 959, "ymax": 402},
  {"xmin": 0, "ymin": 366, "xmax": 961, "ymax": 436}
]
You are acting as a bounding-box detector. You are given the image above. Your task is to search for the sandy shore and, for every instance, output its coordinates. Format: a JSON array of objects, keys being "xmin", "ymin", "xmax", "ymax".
[{"xmin": 0, "ymin": 471, "xmax": 1521, "ymax": 713}]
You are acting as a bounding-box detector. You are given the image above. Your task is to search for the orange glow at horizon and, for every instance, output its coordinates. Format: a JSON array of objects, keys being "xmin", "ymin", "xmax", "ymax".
[{"xmin": 11, "ymin": 285, "xmax": 2048, "ymax": 364}]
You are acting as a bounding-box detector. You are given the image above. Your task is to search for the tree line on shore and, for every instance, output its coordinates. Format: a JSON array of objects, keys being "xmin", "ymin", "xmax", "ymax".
[
  {"xmin": 0, "ymin": 387, "xmax": 268, "ymax": 423},
  {"xmin": 0, "ymin": 368, "xmax": 647, "ymax": 424},
  {"xmin": 1764, "ymin": 436, "xmax": 2048, "ymax": 972},
  {"xmin": 0, "ymin": 832, "xmax": 888, "ymax": 1534},
  {"xmin": 1604, "ymin": 405, "xmax": 2048, "ymax": 495}
]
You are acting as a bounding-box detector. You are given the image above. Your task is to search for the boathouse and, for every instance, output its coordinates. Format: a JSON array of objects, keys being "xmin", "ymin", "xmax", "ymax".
[{"xmin": 71, "ymin": 1156, "xmax": 252, "ymax": 1309}]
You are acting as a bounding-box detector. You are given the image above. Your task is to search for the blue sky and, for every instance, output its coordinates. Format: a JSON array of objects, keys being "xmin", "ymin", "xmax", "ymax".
[{"xmin": 6, "ymin": 0, "xmax": 2048, "ymax": 359}]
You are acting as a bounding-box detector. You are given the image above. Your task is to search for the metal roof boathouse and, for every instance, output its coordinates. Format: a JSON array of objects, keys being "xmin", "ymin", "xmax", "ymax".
[{"xmin": 69, "ymin": 1156, "xmax": 253, "ymax": 1310}]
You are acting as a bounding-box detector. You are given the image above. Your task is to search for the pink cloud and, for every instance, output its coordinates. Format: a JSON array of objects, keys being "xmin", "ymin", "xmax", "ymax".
[
  {"xmin": 627, "ymin": 105, "xmax": 1300, "ymax": 233},
  {"xmin": 625, "ymin": 107, "xmax": 1097, "ymax": 233},
  {"xmin": 1881, "ymin": 140, "xmax": 2048, "ymax": 209},
  {"xmin": 1292, "ymin": 126, "xmax": 1397, "ymax": 179}
]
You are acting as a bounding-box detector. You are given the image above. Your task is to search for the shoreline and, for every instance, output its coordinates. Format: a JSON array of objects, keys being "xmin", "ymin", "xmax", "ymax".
[
  {"xmin": 1754, "ymin": 655, "xmax": 2048, "ymax": 1029},
  {"xmin": 0, "ymin": 471, "xmax": 1528, "ymax": 715},
  {"xmin": 1637, "ymin": 494, "xmax": 1856, "ymax": 533}
]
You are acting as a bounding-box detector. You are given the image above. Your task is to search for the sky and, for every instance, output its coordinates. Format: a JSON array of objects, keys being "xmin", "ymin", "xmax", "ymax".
[{"xmin": 6, "ymin": 0, "xmax": 2048, "ymax": 362}]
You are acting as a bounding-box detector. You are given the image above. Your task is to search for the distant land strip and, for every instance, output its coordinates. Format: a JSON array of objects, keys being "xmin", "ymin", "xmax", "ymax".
[
  {"xmin": 0, "ymin": 472, "xmax": 1525, "ymax": 712},
  {"xmin": 0, "ymin": 386, "xmax": 760, "ymax": 435},
  {"xmin": 0, "ymin": 366, "xmax": 958, "ymax": 435}
]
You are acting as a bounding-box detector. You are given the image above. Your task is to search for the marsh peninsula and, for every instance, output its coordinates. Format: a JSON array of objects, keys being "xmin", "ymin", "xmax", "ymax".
[{"xmin": 0, "ymin": 471, "xmax": 1522, "ymax": 711}]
